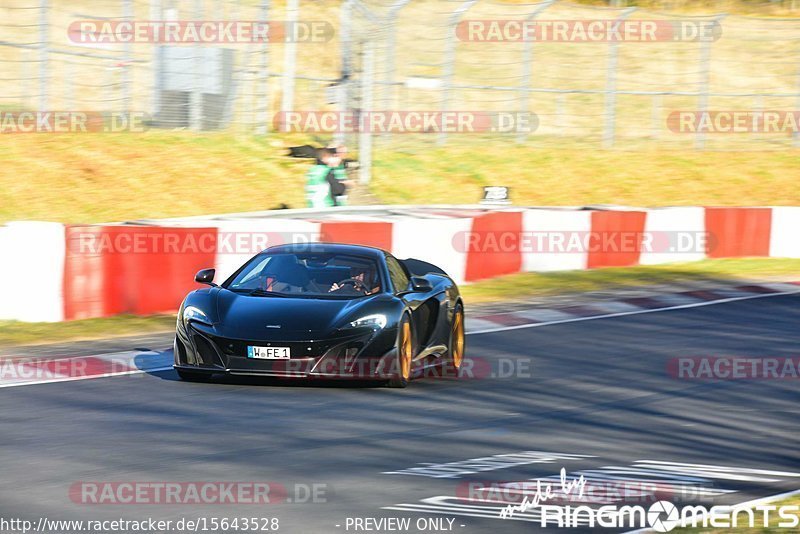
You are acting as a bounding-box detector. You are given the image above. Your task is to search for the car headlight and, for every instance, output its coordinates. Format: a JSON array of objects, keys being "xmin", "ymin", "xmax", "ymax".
[
  {"xmin": 348, "ymin": 314, "xmax": 387, "ymax": 329},
  {"xmin": 183, "ymin": 306, "xmax": 211, "ymax": 326}
]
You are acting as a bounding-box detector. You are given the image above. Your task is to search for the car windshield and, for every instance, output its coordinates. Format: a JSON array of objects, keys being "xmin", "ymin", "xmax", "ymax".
[{"xmin": 225, "ymin": 252, "xmax": 382, "ymax": 298}]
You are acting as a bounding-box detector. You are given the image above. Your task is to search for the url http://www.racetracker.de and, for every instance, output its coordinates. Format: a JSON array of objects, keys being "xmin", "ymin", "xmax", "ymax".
[{"xmin": 0, "ymin": 516, "xmax": 282, "ymax": 533}]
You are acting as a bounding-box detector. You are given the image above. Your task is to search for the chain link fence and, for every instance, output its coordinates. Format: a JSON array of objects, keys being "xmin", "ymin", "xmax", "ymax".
[{"xmin": 1, "ymin": 0, "xmax": 799, "ymax": 180}]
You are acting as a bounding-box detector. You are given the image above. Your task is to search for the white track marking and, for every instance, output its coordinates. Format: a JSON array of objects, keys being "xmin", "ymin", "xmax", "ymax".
[
  {"xmin": 0, "ymin": 367, "xmax": 173, "ymax": 389},
  {"xmin": 0, "ymin": 350, "xmax": 173, "ymax": 389},
  {"xmin": 635, "ymin": 460, "xmax": 800, "ymax": 479},
  {"xmin": 466, "ymin": 289, "xmax": 800, "ymax": 335}
]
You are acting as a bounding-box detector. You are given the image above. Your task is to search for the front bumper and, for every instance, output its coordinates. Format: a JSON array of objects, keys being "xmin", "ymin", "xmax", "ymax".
[{"xmin": 175, "ymin": 323, "xmax": 397, "ymax": 380}]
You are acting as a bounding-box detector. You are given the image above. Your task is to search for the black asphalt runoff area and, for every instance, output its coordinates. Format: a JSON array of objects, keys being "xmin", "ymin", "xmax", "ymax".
[{"xmin": 1, "ymin": 295, "xmax": 798, "ymax": 533}]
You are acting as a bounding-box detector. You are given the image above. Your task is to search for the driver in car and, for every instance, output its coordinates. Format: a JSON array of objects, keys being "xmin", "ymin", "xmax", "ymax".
[{"xmin": 329, "ymin": 265, "xmax": 380, "ymax": 295}]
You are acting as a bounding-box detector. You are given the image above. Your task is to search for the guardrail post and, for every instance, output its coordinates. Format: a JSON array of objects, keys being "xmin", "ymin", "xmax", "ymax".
[
  {"xmin": 438, "ymin": 0, "xmax": 478, "ymax": 146},
  {"xmin": 603, "ymin": 7, "xmax": 635, "ymax": 149}
]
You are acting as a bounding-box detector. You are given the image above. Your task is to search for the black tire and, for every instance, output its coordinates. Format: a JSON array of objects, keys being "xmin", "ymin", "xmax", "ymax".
[
  {"xmin": 443, "ymin": 302, "xmax": 465, "ymax": 378},
  {"xmin": 387, "ymin": 314, "xmax": 414, "ymax": 388},
  {"xmin": 176, "ymin": 368, "xmax": 212, "ymax": 382}
]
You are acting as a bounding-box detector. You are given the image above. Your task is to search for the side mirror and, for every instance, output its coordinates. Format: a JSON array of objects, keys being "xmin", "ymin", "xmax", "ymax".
[
  {"xmin": 409, "ymin": 276, "xmax": 433, "ymax": 293},
  {"xmin": 195, "ymin": 268, "xmax": 216, "ymax": 286}
]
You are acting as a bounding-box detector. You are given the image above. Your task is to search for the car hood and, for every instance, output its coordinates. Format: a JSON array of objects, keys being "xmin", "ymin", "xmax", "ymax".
[{"xmin": 213, "ymin": 289, "xmax": 378, "ymax": 339}]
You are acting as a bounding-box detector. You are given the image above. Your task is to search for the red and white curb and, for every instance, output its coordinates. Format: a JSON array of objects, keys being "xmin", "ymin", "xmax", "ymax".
[
  {"xmin": 466, "ymin": 282, "xmax": 800, "ymax": 334},
  {"xmin": 2, "ymin": 282, "xmax": 798, "ymax": 390},
  {"xmin": 0, "ymin": 350, "xmax": 171, "ymax": 389}
]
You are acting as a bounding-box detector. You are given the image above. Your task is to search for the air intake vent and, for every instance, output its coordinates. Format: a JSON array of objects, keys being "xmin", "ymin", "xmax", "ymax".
[{"xmin": 193, "ymin": 335, "xmax": 221, "ymax": 367}]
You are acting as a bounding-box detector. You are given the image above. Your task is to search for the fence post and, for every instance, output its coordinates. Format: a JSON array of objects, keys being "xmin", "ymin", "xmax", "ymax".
[
  {"xmin": 281, "ymin": 0, "xmax": 299, "ymax": 118},
  {"xmin": 381, "ymin": 0, "xmax": 412, "ymax": 127},
  {"xmin": 696, "ymin": 14, "xmax": 726, "ymax": 150},
  {"xmin": 151, "ymin": 0, "xmax": 162, "ymax": 117},
  {"xmin": 122, "ymin": 0, "xmax": 133, "ymax": 114},
  {"xmin": 651, "ymin": 94, "xmax": 662, "ymax": 139},
  {"xmin": 190, "ymin": 0, "xmax": 204, "ymax": 131},
  {"xmin": 39, "ymin": 0, "xmax": 48, "ymax": 111},
  {"xmin": 340, "ymin": 0, "xmax": 353, "ymax": 80},
  {"xmin": 438, "ymin": 0, "xmax": 478, "ymax": 146},
  {"xmin": 105, "ymin": 60, "xmax": 114, "ymax": 113},
  {"xmin": 556, "ymin": 93, "xmax": 566, "ymax": 134},
  {"xmin": 255, "ymin": 0, "xmax": 271, "ymax": 134},
  {"xmin": 359, "ymin": 42, "xmax": 374, "ymax": 185},
  {"xmin": 794, "ymin": 50, "xmax": 800, "ymax": 147},
  {"xmin": 517, "ymin": 0, "xmax": 554, "ymax": 143},
  {"xmin": 334, "ymin": 0, "xmax": 354, "ymax": 147},
  {"xmin": 65, "ymin": 60, "xmax": 73, "ymax": 110},
  {"xmin": 603, "ymin": 7, "xmax": 635, "ymax": 149}
]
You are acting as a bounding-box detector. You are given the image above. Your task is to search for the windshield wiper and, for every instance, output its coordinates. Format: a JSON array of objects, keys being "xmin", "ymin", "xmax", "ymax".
[{"xmin": 247, "ymin": 288, "xmax": 289, "ymax": 297}]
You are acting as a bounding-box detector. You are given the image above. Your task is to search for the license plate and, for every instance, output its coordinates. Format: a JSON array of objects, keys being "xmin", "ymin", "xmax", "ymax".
[{"xmin": 247, "ymin": 346, "xmax": 291, "ymax": 359}]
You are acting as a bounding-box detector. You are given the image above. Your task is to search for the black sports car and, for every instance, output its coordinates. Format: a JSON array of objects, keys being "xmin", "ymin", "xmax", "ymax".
[{"xmin": 174, "ymin": 243, "xmax": 465, "ymax": 387}]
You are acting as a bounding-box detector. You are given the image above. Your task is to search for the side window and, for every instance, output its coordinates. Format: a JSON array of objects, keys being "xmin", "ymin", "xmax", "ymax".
[{"xmin": 385, "ymin": 255, "xmax": 411, "ymax": 293}]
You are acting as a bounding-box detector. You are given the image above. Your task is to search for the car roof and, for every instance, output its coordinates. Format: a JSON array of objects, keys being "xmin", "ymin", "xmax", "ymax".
[{"xmin": 263, "ymin": 242, "xmax": 389, "ymax": 259}]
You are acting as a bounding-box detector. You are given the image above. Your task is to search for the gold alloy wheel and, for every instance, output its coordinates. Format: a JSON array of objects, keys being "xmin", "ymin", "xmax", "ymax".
[
  {"xmin": 400, "ymin": 319, "xmax": 412, "ymax": 380},
  {"xmin": 452, "ymin": 308, "xmax": 464, "ymax": 369}
]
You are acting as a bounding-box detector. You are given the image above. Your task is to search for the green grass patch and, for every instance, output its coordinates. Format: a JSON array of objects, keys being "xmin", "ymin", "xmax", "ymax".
[{"xmin": 0, "ymin": 314, "xmax": 176, "ymax": 348}]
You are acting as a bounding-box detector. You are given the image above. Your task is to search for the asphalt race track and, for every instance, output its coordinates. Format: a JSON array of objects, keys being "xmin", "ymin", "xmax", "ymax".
[{"xmin": 1, "ymin": 295, "xmax": 799, "ymax": 533}]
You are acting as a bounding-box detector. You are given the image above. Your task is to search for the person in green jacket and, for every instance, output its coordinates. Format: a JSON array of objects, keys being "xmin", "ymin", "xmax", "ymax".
[
  {"xmin": 306, "ymin": 147, "xmax": 352, "ymax": 208},
  {"xmin": 305, "ymin": 148, "xmax": 340, "ymax": 208}
]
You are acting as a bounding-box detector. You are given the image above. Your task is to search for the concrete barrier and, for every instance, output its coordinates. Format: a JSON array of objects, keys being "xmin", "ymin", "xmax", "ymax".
[{"xmin": 1, "ymin": 205, "xmax": 792, "ymax": 322}]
